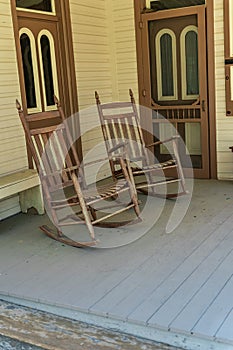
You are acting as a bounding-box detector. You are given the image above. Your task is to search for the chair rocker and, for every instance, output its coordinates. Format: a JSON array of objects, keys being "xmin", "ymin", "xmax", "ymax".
[
  {"xmin": 16, "ymin": 97, "xmax": 140, "ymax": 248},
  {"xmin": 95, "ymin": 89, "xmax": 187, "ymax": 199}
]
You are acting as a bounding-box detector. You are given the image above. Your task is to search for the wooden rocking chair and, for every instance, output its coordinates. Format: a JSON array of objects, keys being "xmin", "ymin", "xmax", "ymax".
[
  {"xmin": 95, "ymin": 89, "xmax": 187, "ymax": 198},
  {"xmin": 16, "ymin": 97, "xmax": 140, "ymax": 247}
]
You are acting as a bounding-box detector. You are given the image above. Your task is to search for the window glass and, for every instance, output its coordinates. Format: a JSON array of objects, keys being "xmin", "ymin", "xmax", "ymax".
[
  {"xmin": 185, "ymin": 31, "xmax": 199, "ymax": 95},
  {"xmin": 20, "ymin": 33, "xmax": 36, "ymax": 109},
  {"xmin": 16, "ymin": 0, "xmax": 52, "ymax": 12},
  {"xmin": 40, "ymin": 35, "xmax": 54, "ymax": 106},
  {"xmin": 160, "ymin": 34, "xmax": 174, "ymax": 96}
]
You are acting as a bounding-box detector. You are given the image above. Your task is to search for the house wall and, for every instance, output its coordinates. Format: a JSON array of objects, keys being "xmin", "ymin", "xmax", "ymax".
[
  {"xmin": 110, "ymin": 0, "xmax": 139, "ymax": 102},
  {"xmin": 69, "ymin": 0, "xmax": 138, "ymax": 108},
  {"xmin": 214, "ymin": 0, "xmax": 233, "ymax": 180},
  {"xmin": 69, "ymin": 0, "xmax": 113, "ymax": 183},
  {"xmin": 0, "ymin": 0, "xmax": 27, "ymax": 219},
  {"xmin": 69, "ymin": 0, "xmax": 139, "ymax": 183}
]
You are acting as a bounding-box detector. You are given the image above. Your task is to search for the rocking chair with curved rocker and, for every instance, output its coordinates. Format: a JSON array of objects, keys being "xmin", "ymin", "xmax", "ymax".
[
  {"xmin": 16, "ymin": 97, "xmax": 140, "ymax": 247},
  {"xmin": 95, "ymin": 89, "xmax": 187, "ymax": 199}
]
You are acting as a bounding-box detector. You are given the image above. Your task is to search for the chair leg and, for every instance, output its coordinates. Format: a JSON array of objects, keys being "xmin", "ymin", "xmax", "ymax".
[
  {"xmin": 71, "ymin": 173, "xmax": 96, "ymax": 241},
  {"xmin": 119, "ymin": 158, "xmax": 140, "ymax": 217},
  {"xmin": 89, "ymin": 206, "xmax": 98, "ymax": 221},
  {"xmin": 172, "ymin": 138, "xmax": 187, "ymax": 194}
]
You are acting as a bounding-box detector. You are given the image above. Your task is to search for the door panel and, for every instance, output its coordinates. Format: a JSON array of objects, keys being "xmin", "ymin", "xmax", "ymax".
[{"xmin": 141, "ymin": 6, "xmax": 209, "ymax": 178}]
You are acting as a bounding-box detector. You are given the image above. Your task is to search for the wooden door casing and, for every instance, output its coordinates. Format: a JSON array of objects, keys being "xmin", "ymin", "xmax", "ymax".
[
  {"xmin": 140, "ymin": 5, "xmax": 210, "ymax": 178},
  {"xmin": 11, "ymin": 0, "xmax": 82, "ymax": 165}
]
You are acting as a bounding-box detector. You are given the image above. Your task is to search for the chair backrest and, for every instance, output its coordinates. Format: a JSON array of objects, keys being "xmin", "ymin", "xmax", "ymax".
[
  {"xmin": 95, "ymin": 90, "xmax": 147, "ymax": 174},
  {"xmin": 16, "ymin": 97, "xmax": 84, "ymax": 193}
]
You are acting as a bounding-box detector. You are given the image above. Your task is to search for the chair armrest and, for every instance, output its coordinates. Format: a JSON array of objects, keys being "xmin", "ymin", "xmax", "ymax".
[
  {"xmin": 108, "ymin": 141, "xmax": 129, "ymax": 154},
  {"xmin": 147, "ymin": 135, "xmax": 180, "ymax": 148}
]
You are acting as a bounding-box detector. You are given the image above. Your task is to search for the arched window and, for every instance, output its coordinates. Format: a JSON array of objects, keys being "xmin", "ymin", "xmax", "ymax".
[
  {"xmin": 180, "ymin": 25, "xmax": 199, "ymax": 100},
  {"xmin": 38, "ymin": 30, "xmax": 59, "ymax": 110},
  {"xmin": 19, "ymin": 28, "xmax": 41, "ymax": 112},
  {"xmin": 155, "ymin": 29, "xmax": 178, "ymax": 101}
]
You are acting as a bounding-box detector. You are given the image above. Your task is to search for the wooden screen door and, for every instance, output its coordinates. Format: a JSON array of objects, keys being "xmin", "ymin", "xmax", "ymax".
[{"xmin": 141, "ymin": 5, "xmax": 209, "ymax": 178}]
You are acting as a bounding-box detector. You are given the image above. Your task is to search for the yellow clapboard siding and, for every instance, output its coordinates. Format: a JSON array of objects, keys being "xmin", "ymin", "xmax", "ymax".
[
  {"xmin": 70, "ymin": 0, "xmax": 105, "ymax": 10},
  {"xmin": 0, "ymin": 0, "xmax": 27, "ymax": 197},
  {"xmin": 217, "ymin": 162, "xmax": 233, "ymax": 173},
  {"xmin": 72, "ymin": 19, "xmax": 106, "ymax": 28},
  {"xmin": 217, "ymin": 140, "xmax": 233, "ymax": 151},
  {"xmin": 65, "ymin": 4, "xmax": 105, "ymax": 16},
  {"xmin": 214, "ymin": 0, "xmax": 233, "ymax": 179},
  {"xmin": 70, "ymin": 0, "xmax": 111, "ymax": 105},
  {"xmin": 70, "ymin": 0, "xmax": 112, "ymax": 180},
  {"xmin": 217, "ymin": 152, "xmax": 233, "ymax": 162},
  {"xmin": 73, "ymin": 42, "xmax": 108, "ymax": 53},
  {"xmin": 72, "ymin": 27, "xmax": 107, "ymax": 37},
  {"xmin": 0, "ymin": 15, "xmax": 14, "ymax": 27},
  {"xmin": 112, "ymin": 0, "xmax": 138, "ymax": 102}
]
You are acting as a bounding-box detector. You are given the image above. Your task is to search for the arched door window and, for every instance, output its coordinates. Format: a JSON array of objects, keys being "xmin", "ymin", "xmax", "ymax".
[
  {"xmin": 155, "ymin": 29, "xmax": 178, "ymax": 101},
  {"xmin": 19, "ymin": 28, "xmax": 41, "ymax": 112},
  {"xmin": 180, "ymin": 25, "xmax": 199, "ymax": 100},
  {"xmin": 38, "ymin": 30, "xmax": 59, "ymax": 110}
]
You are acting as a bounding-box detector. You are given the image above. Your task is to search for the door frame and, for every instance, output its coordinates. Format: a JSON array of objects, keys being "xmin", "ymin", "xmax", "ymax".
[
  {"xmin": 134, "ymin": 0, "xmax": 217, "ymax": 179},
  {"xmin": 10, "ymin": 0, "xmax": 82, "ymax": 162}
]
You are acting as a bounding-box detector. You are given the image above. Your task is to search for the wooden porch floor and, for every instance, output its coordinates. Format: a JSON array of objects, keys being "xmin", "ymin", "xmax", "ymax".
[{"xmin": 0, "ymin": 180, "xmax": 233, "ymax": 350}]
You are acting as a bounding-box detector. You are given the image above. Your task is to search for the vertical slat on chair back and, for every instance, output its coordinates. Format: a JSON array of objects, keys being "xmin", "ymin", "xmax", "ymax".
[{"xmin": 16, "ymin": 100, "xmax": 83, "ymax": 192}]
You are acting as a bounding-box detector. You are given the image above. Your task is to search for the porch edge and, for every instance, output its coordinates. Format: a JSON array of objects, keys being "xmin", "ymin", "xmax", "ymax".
[{"xmin": 0, "ymin": 293, "xmax": 233, "ymax": 350}]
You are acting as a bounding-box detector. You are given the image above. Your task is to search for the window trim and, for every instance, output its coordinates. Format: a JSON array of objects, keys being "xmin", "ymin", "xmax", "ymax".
[
  {"xmin": 155, "ymin": 28, "xmax": 178, "ymax": 101},
  {"xmin": 180, "ymin": 25, "xmax": 199, "ymax": 100},
  {"xmin": 38, "ymin": 29, "xmax": 59, "ymax": 111},
  {"xmin": 19, "ymin": 27, "xmax": 42, "ymax": 113},
  {"xmin": 16, "ymin": 0, "xmax": 55, "ymax": 15}
]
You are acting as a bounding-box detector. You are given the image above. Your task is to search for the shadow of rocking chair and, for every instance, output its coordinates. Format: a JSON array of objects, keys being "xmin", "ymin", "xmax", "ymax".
[
  {"xmin": 95, "ymin": 89, "xmax": 188, "ymax": 199},
  {"xmin": 16, "ymin": 97, "xmax": 140, "ymax": 247}
]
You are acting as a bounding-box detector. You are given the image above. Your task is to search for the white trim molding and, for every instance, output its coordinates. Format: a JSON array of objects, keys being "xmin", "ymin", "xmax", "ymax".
[
  {"xmin": 19, "ymin": 27, "xmax": 42, "ymax": 114},
  {"xmin": 155, "ymin": 28, "xmax": 178, "ymax": 101},
  {"xmin": 37, "ymin": 29, "xmax": 59, "ymax": 111}
]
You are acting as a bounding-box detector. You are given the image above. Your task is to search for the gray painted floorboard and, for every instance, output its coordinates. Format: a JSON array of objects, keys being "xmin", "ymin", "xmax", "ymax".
[{"xmin": 0, "ymin": 180, "xmax": 233, "ymax": 349}]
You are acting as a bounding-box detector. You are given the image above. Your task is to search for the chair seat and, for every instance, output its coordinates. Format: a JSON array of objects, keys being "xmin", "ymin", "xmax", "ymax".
[
  {"xmin": 83, "ymin": 178, "xmax": 128, "ymax": 203},
  {"xmin": 138, "ymin": 159, "xmax": 176, "ymax": 172}
]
